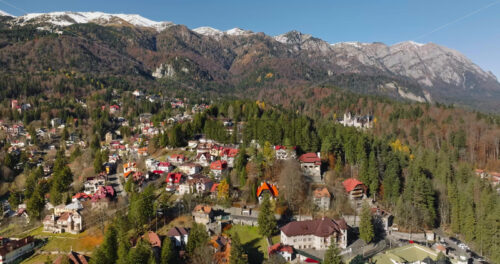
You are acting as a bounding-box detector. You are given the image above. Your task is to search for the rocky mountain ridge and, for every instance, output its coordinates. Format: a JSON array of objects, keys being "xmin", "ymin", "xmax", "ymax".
[{"xmin": 0, "ymin": 10, "xmax": 499, "ymax": 111}]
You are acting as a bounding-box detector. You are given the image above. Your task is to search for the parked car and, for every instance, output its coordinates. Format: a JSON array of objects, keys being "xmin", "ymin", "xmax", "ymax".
[{"xmin": 458, "ymin": 243, "xmax": 470, "ymax": 250}]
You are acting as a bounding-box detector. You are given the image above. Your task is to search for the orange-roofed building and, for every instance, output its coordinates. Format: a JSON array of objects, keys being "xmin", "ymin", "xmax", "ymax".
[
  {"xmin": 143, "ymin": 231, "xmax": 162, "ymax": 248},
  {"xmin": 123, "ymin": 162, "xmax": 137, "ymax": 178},
  {"xmin": 257, "ymin": 182, "xmax": 279, "ymax": 203},
  {"xmin": 342, "ymin": 178, "xmax": 366, "ymax": 200},
  {"xmin": 210, "ymin": 235, "xmax": 233, "ymax": 264},
  {"xmin": 192, "ymin": 204, "xmax": 213, "ymax": 225}
]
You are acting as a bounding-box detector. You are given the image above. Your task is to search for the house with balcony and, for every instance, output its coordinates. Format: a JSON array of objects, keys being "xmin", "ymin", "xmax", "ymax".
[
  {"xmin": 299, "ymin": 153, "xmax": 322, "ymax": 182},
  {"xmin": 342, "ymin": 178, "xmax": 367, "ymax": 200}
]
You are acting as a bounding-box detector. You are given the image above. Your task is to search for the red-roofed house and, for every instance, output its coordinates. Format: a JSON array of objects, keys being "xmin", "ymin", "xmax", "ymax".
[
  {"xmin": 221, "ymin": 148, "xmax": 238, "ymax": 167},
  {"xmin": 342, "ymin": 178, "xmax": 367, "ymax": 200},
  {"xmin": 210, "ymin": 160, "xmax": 228, "ymax": 178},
  {"xmin": 72, "ymin": 193, "xmax": 91, "ymax": 202},
  {"xmin": 268, "ymin": 243, "xmax": 295, "ymax": 262},
  {"xmin": 165, "ymin": 172, "xmax": 185, "ymax": 192},
  {"xmin": 280, "ymin": 217, "xmax": 349, "ymax": 249},
  {"xmin": 109, "ymin": 105, "xmax": 120, "ymax": 114},
  {"xmin": 275, "ymin": 145, "xmax": 297, "ymax": 160},
  {"xmin": 157, "ymin": 162, "xmax": 173, "ymax": 173},
  {"xmin": 299, "ymin": 153, "xmax": 322, "ymax": 182},
  {"xmin": 210, "ymin": 183, "xmax": 220, "ymax": 198},
  {"xmin": 257, "ymin": 182, "xmax": 279, "ymax": 203},
  {"xmin": 91, "ymin": 186, "xmax": 115, "ymax": 202}
]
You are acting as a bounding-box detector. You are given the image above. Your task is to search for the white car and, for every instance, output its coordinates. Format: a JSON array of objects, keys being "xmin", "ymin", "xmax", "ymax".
[{"xmin": 458, "ymin": 243, "xmax": 470, "ymax": 250}]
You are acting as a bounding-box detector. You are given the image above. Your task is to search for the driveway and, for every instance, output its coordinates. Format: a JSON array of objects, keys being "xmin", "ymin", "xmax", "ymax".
[{"xmin": 107, "ymin": 174, "xmax": 126, "ymax": 197}]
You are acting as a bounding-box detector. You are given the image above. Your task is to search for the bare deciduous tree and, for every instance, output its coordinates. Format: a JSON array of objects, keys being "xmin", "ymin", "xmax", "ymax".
[{"xmin": 278, "ymin": 160, "xmax": 308, "ymax": 212}]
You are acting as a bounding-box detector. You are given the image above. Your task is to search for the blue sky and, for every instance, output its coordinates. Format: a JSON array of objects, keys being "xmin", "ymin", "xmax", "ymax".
[{"xmin": 2, "ymin": 0, "xmax": 500, "ymax": 78}]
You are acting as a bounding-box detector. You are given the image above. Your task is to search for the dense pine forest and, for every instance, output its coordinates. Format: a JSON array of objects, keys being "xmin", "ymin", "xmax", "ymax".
[{"xmin": 145, "ymin": 99, "xmax": 499, "ymax": 262}]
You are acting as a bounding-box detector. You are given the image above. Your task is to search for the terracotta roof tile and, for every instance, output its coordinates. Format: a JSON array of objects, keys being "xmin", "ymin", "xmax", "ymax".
[{"xmin": 342, "ymin": 178, "xmax": 365, "ymax": 193}]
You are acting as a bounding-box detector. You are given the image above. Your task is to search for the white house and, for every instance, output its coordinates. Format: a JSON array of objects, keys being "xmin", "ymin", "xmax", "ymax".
[
  {"xmin": 178, "ymin": 163, "xmax": 202, "ymax": 175},
  {"xmin": 178, "ymin": 175, "xmax": 213, "ymax": 195},
  {"xmin": 313, "ymin": 187, "xmax": 331, "ymax": 210},
  {"xmin": 280, "ymin": 217, "xmax": 349, "ymax": 250},
  {"xmin": 0, "ymin": 236, "xmax": 35, "ymax": 264},
  {"xmin": 275, "ymin": 146, "xmax": 297, "ymax": 160},
  {"xmin": 167, "ymin": 227, "xmax": 189, "ymax": 247},
  {"xmin": 210, "ymin": 160, "xmax": 227, "ymax": 179},
  {"xmin": 192, "ymin": 204, "xmax": 213, "ymax": 225},
  {"xmin": 157, "ymin": 162, "xmax": 173, "ymax": 173},
  {"xmin": 43, "ymin": 211, "xmax": 83, "ymax": 234},
  {"xmin": 299, "ymin": 153, "xmax": 322, "ymax": 182},
  {"xmin": 146, "ymin": 158, "xmax": 159, "ymax": 171},
  {"xmin": 195, "ymin": 153, "xmax": 213, "ymax": 167},
  {"xmin": 83, "ymin": 176, "xmax": 106, "ymax": 195},
  {"xmin": 268, "ymin": 243, "xmax": 295, "ymax": 262}
]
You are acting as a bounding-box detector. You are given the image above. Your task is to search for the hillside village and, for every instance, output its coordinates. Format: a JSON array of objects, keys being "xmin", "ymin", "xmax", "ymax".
[{"xmin": 0, "ymin": 87, "xmax": 496, "ymax": 264}]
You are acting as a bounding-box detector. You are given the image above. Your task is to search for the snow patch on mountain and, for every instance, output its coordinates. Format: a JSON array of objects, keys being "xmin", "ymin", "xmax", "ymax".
[
  {"xmin": 193, "ymin": 27, "xmax": 223, "ymax": 36},
  {"xmin": 225, "ymin": 28, "xmax": 252, "ymax": 36},
  {"xmin": 193, "ymin": 26, "xmax": 252, "ymax": 37},
  {"xmin": 13, "ymin": 11, "xmax": 174, "ymax": 31},
  {"xmin": 0, "ymin": 9, "xmax": 14, "ymax": 17}
]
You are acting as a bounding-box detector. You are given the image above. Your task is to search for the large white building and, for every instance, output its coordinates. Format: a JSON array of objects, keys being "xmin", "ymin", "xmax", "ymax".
[
  {"xmin": 340, "ymin": 112, "xmax": 373, "ymax": 129},
  {"xmin": 0, "ymin": 236, "xmax": 35, "ymax": 264},
  {"xmin": 280, "ymin": 217, "xmax": 349, "ymax": 250}
]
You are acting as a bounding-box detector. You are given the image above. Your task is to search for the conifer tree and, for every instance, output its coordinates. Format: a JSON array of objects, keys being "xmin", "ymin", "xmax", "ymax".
[
  {"xmin": 258, "ymin": 194, "xmax": 278, "ymax": 238},
  {"xmin": 186, "ymin": 223, "xmax": 209, "ymax": 255},
  {"xmin": 359, "ymin": 202, "xmax": 374, "ymax": 243},
  {"xmin": 367, "ymin": 150, "xmax": 379, "ymax": 198},
  {"xmin": 161, "ymin": 237, "xmax": 176, "ymax": 264},
  {"xmin": 230, "ymin": 234, "xmax": 246, "ymax": 264},
  {"xmin": 323, "ymin": 241, "xmax": 343, "ymax": 264}
]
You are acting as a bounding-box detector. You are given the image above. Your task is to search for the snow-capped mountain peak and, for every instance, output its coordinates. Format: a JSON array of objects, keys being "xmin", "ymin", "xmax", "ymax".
[
  {"xmin": 0, "ymin": 9, "xmax": 14, "ymax": 17},
  {"xmin": 193, "ymin": 26, "xmax": 253, "ymax": 37},
  {"xmin": 12, "ymin": 11, "xmax": 174, "ymax": 31},
  {"xmin": 193, "ymin": 26, "xmax": 223, "ymax": 36},
  {"xmin": 225, "ymin": 27, "xmax": 252, "ymax": 36}
]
